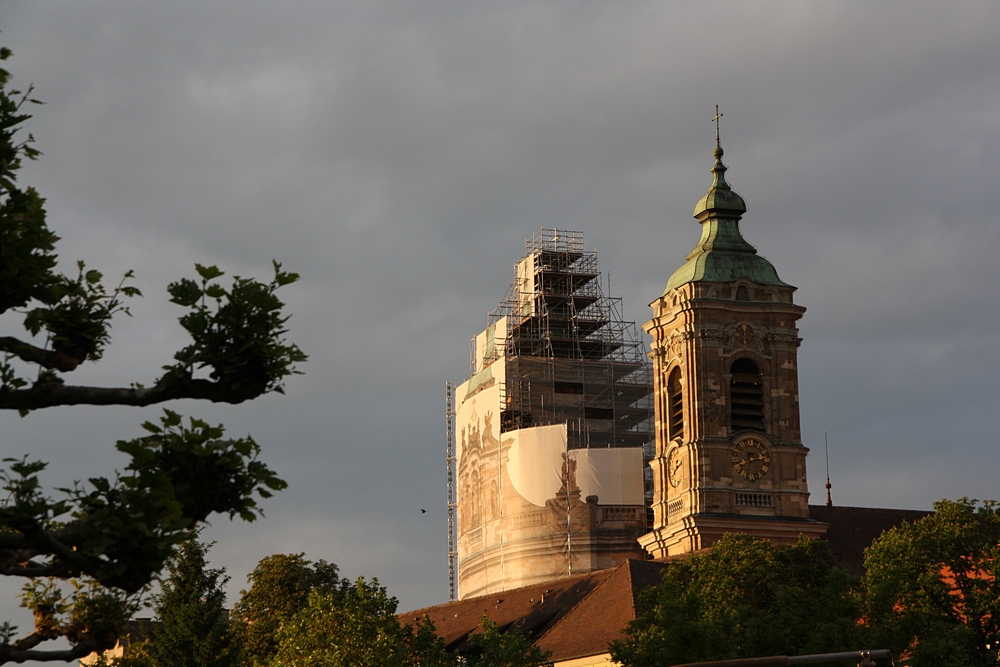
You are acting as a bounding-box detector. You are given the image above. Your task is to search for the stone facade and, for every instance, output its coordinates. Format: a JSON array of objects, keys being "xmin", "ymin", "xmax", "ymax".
[{"xmin": 639, "ymin": 141, "xmax": 826, "ymax": 558}]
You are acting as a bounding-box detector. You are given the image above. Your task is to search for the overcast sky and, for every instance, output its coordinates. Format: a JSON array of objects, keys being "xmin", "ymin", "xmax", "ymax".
[{"xmin": 1, "ymin": 0, "xmax": 999, "ymax": 639}]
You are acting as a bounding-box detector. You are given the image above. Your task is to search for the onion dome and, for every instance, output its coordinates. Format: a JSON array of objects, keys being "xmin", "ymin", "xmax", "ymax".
[
  {"xmin": 693, "ymin": 144, "xmax": 747, "ymax": 219},
  {"xmin": 663, "ymin": 137, "xmax": 788, "ymax": 294}
]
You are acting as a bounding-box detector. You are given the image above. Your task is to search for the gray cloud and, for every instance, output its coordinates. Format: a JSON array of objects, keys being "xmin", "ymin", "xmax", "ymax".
[{"xmin": 1, "ymin": 2, "xmax": 998, "ymax": 644}]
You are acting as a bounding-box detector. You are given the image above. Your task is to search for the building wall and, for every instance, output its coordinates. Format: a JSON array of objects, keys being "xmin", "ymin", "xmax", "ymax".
[
  {"xmin": 640, "ymin": 279, "xmax": 826, "ymax": 558},
  {"xmin": 454, "ymin": 231, "xmax": 653, "ymax": 598},
  {"xmin": 455, "ymin": 374, "xmax": 646, "ymax": 599}
]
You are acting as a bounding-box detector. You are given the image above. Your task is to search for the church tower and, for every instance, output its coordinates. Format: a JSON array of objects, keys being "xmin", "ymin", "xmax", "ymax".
[
  {"xmin": 639, "ymin": 129, "xmax": 826, "ymax": 559},
  {"xmin": 453, "ymin": 230, "xmax": 653, "ymax": 599}
]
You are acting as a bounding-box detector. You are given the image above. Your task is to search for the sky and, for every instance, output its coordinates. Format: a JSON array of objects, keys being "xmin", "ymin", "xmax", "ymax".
[{"xmin": 1, "ymin": 0, "xmax": 999, "ymax": 642}]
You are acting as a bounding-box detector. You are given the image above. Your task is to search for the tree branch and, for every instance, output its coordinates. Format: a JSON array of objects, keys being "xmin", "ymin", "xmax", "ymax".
[
  {"xmin": 0, "ymin": 336, "xmax": 82, "ymax": 372},
  {"xmin": 0, "ymin": 534, "xmax": 30, "ymax": 550},
  {"xmin": 0, "ymin": 638, "xmax": 114, "ymax": 664},
  {"xmin": 24, "ymin": 528, "xmax": 97, "ymax": 583},
  {"xmin": 0, "ymin": 563, "xmax": 61, "ymax": 578},
  {"xmin": 0, "ymin": 375, "xmax": 264, "ymax": 410}
]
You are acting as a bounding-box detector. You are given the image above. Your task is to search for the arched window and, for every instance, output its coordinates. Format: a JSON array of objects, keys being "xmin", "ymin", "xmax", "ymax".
[
  {"xmin": 667, "ymin": 367, "xmax": 684, "ymax": 439},
  {"xmin": 730, "ymin": 358, "xmax": 765, "ymax": 432}
]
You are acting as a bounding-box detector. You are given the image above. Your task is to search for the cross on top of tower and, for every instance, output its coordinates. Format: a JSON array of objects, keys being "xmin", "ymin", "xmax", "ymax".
[
  {"xmin": 711, "ymin": 105, "xmax": 724, "ymax": 159},
  {"xmin": 712, "ymin": 104, "xmax": 723, "ymax": 148}
]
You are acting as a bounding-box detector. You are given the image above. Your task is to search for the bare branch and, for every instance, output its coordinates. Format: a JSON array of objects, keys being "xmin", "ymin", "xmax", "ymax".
[
  {"xmin": 0, "ymin": 563, "xmax": 61, "ymax": 578},
  {"xmin": 0, "ymin": 376, "xmax": 264, "ymax": 411},
  {"xmin": 0, "ymin": 337, "xmax": 81, "ymax": 372},
  {"xmin": 0, "ymin": 535, "xmax": 30, "ymax": 550},
  {"xmin": 0, "ymin": 638, "xmax": 114, "ymax": 664}
]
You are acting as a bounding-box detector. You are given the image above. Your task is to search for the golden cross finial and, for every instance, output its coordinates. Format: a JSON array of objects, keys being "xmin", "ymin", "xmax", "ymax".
[{"xmin": 712, "ymin": 104, "xmax": 723, "ymax": 147}]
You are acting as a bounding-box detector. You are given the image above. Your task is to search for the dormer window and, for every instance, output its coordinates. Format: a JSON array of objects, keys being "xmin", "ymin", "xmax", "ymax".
[
  {"xmin": 730, "ymin": 358, "xmax": 765, "ymax": 432},
  {"xmin": 736, "ymin": 285, "xmax": 751, "ymax": 301}
]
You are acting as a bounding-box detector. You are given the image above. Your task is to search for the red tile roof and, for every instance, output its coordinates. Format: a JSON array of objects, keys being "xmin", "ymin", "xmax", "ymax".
[
  {"xmin": 399, "ymin": 568, "xmax": 616, "ymax": 654},
  {"xmin": 402, "ymin": 505, "xmax": 931, "ymax": 662},
  {"xmin": 534, "ymin": 560, "xmax": 667, "ymax": 661}
]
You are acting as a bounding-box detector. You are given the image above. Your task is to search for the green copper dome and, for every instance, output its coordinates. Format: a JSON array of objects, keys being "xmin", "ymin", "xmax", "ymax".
[
  {"xmin": 663, "ymin": 143, "xmax": 787, "ymax": 295},
  {"xmin": 692, "ymin": 145, "xmax": 747, "ymax": 218}
]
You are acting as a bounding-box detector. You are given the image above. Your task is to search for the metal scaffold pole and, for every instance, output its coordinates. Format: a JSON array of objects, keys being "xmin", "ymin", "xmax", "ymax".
[{"xmin": 446, "ymin": 381, "xmax": 457, "ymax": 600}]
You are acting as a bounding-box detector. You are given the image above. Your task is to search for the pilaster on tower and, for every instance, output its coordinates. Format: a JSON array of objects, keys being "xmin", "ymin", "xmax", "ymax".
[{"xmin": 639, "ymin": 137, "xmax": 826, "ymax": 559}]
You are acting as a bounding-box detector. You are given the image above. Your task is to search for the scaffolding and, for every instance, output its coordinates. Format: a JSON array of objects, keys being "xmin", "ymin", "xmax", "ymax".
[
  {"xmin": 452, "ymin": 229, "xmax": 656, "ymax": 596},
  {"xmin": 483, "ymin": 229, "xmax": 653, "ymax": 453},
  {"xmin": 446, "ymin": 382, "xmax": 457, "ymax": 600}
]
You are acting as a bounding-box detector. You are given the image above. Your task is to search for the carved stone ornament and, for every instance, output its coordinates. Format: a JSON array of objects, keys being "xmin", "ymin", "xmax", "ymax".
[
  {"xmin": 668, "ymin": 332, "xmax": 683, "ymax": 359},
  {"xmin": 734, "ymin": 324, "xmax": 754, "ymax": 347},
  {"xmin": 724, "ymin": 323, "xmax": 771, "ymax": 357},
  {"xmin": 768, "ymin": 333, "xmax": 801, "ymax": 347}
]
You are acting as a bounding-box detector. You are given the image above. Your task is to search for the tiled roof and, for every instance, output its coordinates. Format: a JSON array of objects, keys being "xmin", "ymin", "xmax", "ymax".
[
  {"xmin": 534, "ymin": 560, "xmax": 667, "ymax": 661},
  {"xmin": 398, "ymin": 560, "xmax": 663, "ymax": 662},
  {"xmin": 810, "ymin": 504, "xmax": 933, "ymax": 575},
  {"xmin": 402, "ymin": 505, "xmax": 932, "ymax": 662},
  {"xmin": 399, "ymin": 569, "xmax": 616, "ymax": 654}
]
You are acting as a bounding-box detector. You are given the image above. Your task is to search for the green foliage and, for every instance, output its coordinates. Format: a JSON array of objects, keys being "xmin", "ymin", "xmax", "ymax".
[
  {"xmin": 610, "ymin": 533, "xmax": 863, "ymax": 667},
  {"xmin": 402, "ymin": 616, "xmax": 455, "ymax": 667},
  {"xmin": 23, "ymin": 262, "xmax": 140, "ymax": 364},
  {"xmin": 0, "ymin": 44, "xmax": 300, "ymax": 664},
  {"xmin": 231, "ymin": 553, "xmax": 553, "ymax": 667},
  {"xmin": 863, "ymin": 498, "xmax": 1000, "ymax": 667},
  {"xmin": 121, "ymin": 410, "xmax": 287, "ymax": 525},
  {"xmin": 1, "ymin": 48, "xmax": 304, "ymax": 399},
  {"xmin": 467, "ymin": 617, "xmax": 553, "ymax": 667},
  {"xmin": 0, "ymin": 46, "xmax": 56, "ymax": 316},
  {"xmin": 230, "ymin": 553, "xmax": 345, "ymax": 667},
  {"xmin": 0, "ymin": 411, "xmax": 285, "ymax": 595},
  {"xmin": 270, "ymin": 577, "xmax": 448, "ymax": 667},
  {"xmin": 17, "ymin": 577, "xmax": 141, "ymax": 652},
  {"xmin": 144, "ymin": 535, "xmax": 234, "ymax": 667},
  {"xmin": 165, "ymin": 262, "xmax": 306, "ymax": 396},
  {"xmin": 1, "ymin": 51, "xmax": 140, "ymax": 380}
]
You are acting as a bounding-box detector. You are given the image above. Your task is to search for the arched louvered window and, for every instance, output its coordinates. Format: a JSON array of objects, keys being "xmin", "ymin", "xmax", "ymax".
[
  {"xmin": 667, "ymin": 367, "xmax": 684, "ymax": 440},
  {"xmin": 730, "ymin": 358, "xmax": 765, "ymax": 432}
]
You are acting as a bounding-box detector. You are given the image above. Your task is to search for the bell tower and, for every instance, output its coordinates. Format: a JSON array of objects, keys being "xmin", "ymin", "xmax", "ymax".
[{"xmin": 638, "ymin": 128, "xmax": 826, "ymax": 559}]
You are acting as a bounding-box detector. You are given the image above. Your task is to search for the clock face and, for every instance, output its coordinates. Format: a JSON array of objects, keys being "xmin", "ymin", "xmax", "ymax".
[
  {"xmin": 667, "ymin": 447, "xmax": 684, "ymax": 488},
  {"xmin": 731, "ymin": 438, "xmax": 771, "ymax": 481}
]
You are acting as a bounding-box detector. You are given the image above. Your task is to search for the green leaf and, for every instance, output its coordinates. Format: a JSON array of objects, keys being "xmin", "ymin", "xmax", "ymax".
[
  {"xmin": 167, "ymin": 278, "xmax": 202, "ymax": 307},
  {"xmin": 194, "ymin": 264, "xmax": 224, "ymax": 281},
  {"xmin": 140, "ymin": 421, "xmax": 161, "ymax": 434},
  {"xmin": 204, "ymin": 284, "xmax": 226, "ymax": 300}
]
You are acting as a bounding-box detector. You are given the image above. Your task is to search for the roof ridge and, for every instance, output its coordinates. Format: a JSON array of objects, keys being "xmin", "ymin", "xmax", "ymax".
[
  {"xmin": 399, "ymin": 568, "xmax": 611, "ymax": 617},
  {"xmin": 626, "ymin": 559, "xmax": 643, "ymax": 609},
  {"xmin": 534, "ymin": 559, "xmax": 636, "ymax": 645},
  {"xmin": 809, "ymin": 504, "xmax": 934, "ymax": 512}
]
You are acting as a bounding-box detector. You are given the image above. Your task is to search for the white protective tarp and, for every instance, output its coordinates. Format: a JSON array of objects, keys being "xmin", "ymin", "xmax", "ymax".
[
  {"xmin": 569, "ymin": 447, "xmax": 645, "ymax": 506},
  {"xmin": 506, "ymin": 424, "xmax": 567, "ymax": 507},
  {"xmin": 506, "ymin": 424, "xmax": 645, "ymax": 508}
]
